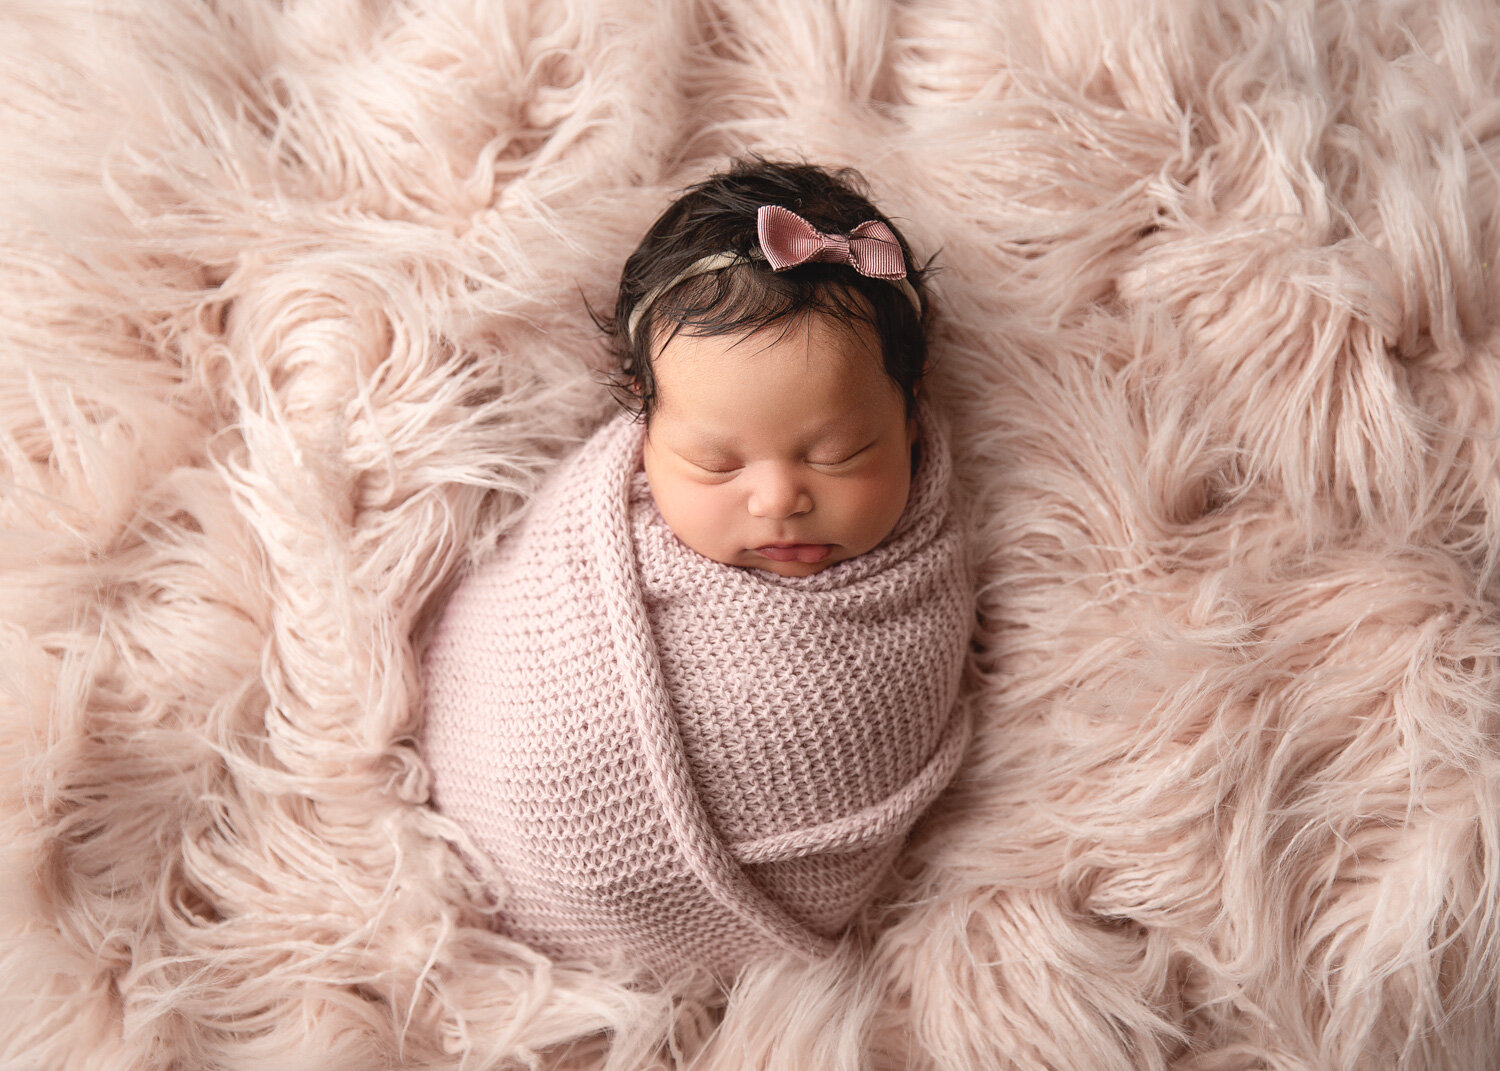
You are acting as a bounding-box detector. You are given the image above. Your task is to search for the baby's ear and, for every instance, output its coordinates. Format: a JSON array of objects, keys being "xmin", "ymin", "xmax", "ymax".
[{"xmin": 621, "ymin": 366, "xmax": 647, "ymax": 398}]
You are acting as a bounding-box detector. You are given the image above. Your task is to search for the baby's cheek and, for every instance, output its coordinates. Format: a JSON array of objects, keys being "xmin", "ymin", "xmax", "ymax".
[
  {"xmin": 838, "ymin": 472, "xmax": 910, "ymax": 546},
  {"xmin": 661, "ymin": 478, "xmax": 742, "ymax": 556},
  {"xmin": 690, "ymin": 485, "xmax": 739, "ymax": 539}
]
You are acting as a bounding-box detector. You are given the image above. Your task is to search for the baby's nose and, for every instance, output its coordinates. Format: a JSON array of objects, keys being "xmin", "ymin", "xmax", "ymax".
[{"xmin": 746, "ymin": 466, "xmax": 812, "ymax": 518}]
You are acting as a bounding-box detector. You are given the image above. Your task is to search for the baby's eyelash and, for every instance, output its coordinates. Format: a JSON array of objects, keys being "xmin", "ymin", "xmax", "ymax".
[{"xmin": 688, "ymin": 443, "xmax": 871, "ymax": 474}]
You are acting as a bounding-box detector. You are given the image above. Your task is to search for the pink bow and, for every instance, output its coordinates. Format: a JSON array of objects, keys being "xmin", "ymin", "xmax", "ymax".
[{"xmin": 756, "ymin": 205, "xmax": 908, "ymax": 280}]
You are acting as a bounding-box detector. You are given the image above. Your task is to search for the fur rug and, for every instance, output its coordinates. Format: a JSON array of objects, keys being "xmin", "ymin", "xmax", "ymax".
[{"xmin": 3, "ymin": 0, "xmax": 1499, "ymax": 1067}]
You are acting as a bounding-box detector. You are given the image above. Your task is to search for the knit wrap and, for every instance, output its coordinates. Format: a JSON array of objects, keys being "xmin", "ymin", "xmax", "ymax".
[{"xmin": 420, "ymin": 397, "xmax": 974, "ymax": 979}]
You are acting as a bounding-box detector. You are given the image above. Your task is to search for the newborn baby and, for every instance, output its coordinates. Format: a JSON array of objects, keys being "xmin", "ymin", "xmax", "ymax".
[{"xmin": 420, "ymin": 160, "xmax": 975, "ymax": 982}]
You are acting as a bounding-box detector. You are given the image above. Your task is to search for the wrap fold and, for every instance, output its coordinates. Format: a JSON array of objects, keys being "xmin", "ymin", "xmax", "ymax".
[{"xmin": 421, "ymin": 397, "xmax": 973, "ymax": 978}]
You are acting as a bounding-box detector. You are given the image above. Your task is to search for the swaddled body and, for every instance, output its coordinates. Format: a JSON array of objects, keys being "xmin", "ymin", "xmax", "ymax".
[
  {"xmin": 421, "ymin": 397, "xmax": 971, "ymax": 979},
  {"xmin": 421, "ymin": 159, "xmax": 976, "ymax": 979}
]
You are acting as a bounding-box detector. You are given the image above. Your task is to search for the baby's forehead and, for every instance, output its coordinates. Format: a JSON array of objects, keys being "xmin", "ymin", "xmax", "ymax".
[
  {"xmin": 651, "ymin": 355, "xmax": 891, "ymax": 428},
  {"xmin": 646, "ymin": 310, "xmax": 905, "ymax": 432}
]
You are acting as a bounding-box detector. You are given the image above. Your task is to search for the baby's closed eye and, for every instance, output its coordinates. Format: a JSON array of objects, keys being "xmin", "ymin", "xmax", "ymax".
[
  {"xmin": 810, "ymin": 442, "xmax": 872, "ymax": 467},
  {"xmin": 693, "ymin": 460, "xmax": 742, "ymax": 474},
  {"xmin": 689, "ymin": 443, "xmax": 870, "ymax": 475}
]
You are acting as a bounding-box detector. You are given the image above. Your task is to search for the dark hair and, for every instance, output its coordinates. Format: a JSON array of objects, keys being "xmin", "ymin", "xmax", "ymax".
[{"xmin": 596, "ymin": 159, "xmax": 931, "ymax": 423}]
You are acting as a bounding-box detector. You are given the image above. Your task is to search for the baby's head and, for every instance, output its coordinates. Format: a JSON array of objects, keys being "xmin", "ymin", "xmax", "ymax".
[{"xmin": 603, "ymin": 160, "xmax": 930, "ymax": 578}]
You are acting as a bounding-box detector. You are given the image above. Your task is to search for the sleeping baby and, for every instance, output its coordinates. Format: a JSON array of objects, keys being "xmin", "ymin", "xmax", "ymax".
[{"xmin": 420, "ymin": 159, "xmax": 975, "ymax": 982}]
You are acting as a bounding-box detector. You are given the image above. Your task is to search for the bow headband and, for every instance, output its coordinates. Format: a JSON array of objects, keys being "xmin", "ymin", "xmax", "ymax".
[{"xmin": 625, "ymin": 205, "xmax": 922, "ymax": 344}]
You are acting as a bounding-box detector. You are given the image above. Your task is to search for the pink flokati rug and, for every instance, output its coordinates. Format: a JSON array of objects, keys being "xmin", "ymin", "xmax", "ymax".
[{"xmin": 3, "ymin": 1, "xmax": 1499, "ymax": 1067}]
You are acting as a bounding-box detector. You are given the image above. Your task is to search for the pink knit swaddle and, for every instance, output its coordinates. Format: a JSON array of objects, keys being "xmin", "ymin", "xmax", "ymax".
[{"xmin": 420, "ymin": 396, "xmax": 973, "ymax": 979}]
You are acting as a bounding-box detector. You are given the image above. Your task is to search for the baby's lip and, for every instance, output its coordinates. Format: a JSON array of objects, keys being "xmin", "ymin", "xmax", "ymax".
[{"xmin": 755, "ymin": 543, "xmax": 832, "ymax": 564}]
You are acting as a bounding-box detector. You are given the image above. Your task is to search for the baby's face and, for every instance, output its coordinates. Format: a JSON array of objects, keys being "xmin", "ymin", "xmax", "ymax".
[{"xmin": 641, "ymin": 313, "xmax": 915, "ymax": 578}]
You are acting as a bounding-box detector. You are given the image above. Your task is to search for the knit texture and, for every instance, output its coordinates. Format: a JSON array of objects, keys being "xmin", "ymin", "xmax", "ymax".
[{"xmin": 419, "ymin": 396, "xmax": 973, "ymax": 980}]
